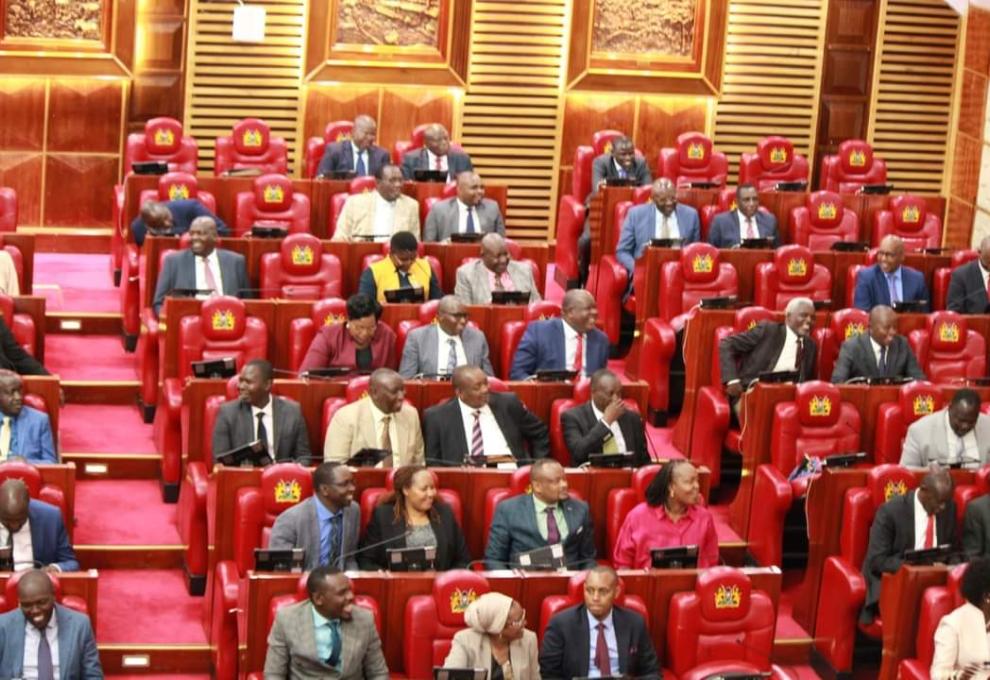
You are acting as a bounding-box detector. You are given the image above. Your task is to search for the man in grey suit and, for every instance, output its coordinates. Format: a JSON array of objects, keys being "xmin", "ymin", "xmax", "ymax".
[
  {"xmin": 269, "ymin": 463, "xmax": 361, "ymax": 570},
  {"xmin": 151, "ymin": 216, "xmax": 251, "ymax": 316},
  {"xmin": 212, "ymin": 359, "xmax": 311, "ymax": 465},
  {"xmin": 0, "ymin": 569, "xmax": 103, "ymax": 679},
  {"xmin": 831, "ymin": 305, "xmax": 926, "ymax": 383},
  {"xmin": 615, "ymin": 178, "xmax": 701, "ymax": 279},
  {"xmin": 707, "ymin": 183, "xmax": 780, "ymax": 249},
  {"xmin": 264, "ymin": 567, "xmax": 388, "ymax": 680},
  {"xmin": 400, "ymin": 124, "xmax": 473, "ymax": 181},
  {"xmin": 947, "ymin": 236, "xmax": 990, "ymax": 314},
  {"xmin": 901, "ymin": 389, "xmax": 990, "ymax": 469},
  {"xmin": 484, "ymin": 458, "xmax": 596, "ymax": 569},
  {"xmin": 399, "ymin": 296, "xmax": 494, "ymax": 378},
  {"xmin": 454, "ymin": 233, "xmax": 541, "ymax": 304},
  {"xmin": 423, "ymin": 171, "xmax": 505, "ymax": 242}
]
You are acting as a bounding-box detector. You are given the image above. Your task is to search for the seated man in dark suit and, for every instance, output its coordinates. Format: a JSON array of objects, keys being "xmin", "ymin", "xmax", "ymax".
[
  {"xmin": 0, "ymin": 569, "xmax": 103, "ymax": 679},
  {"xmin": 316, "ymin": 114, "xmax": 390, "ymax": 178},
  {"xmin": 269, "ymin": 462, "xmax": 361, "ymax": 571},
  {"xmin": 484, "ymin": 458, "xmax": 595, "ymax": 569},
  {"xmin": 831, "ymin": 305, "xmax": 926, "ymax": 383},
  {"xmin": 423, "ymin": 365, "xmax": 548, "ymax": 464},
  {"xmin": 0, "ymin": 370, "xmax": 55, "ymax": 463},
  {"xmin": 357, "ymin": 231, "xmax": 443, "ymax": 305},
  {"xmin": 510, "ymin": 289, "xmax": 609, "ymax": 380},
  {"xmin": 860, "ymin": 469, "xmax": 955, "ymax": 625},
  {"xmin": 561, "ymin": 368, "xmax": 649, "ymax": 467},
  {"xmin": 615, "ymin": 178, "xmax": 701, "ymax": 280},
  {"xmin": 0, "ymin": 479, "xmax": 78, "ymax": 572},
  {"xmin": 130, "ymin": 199, "xmax": 229, "ymax": 246},
  {"xmin": 719, "ymin": 297, "xmax": 817, "ymax": 420},
  {"xmin": 853, "ymin": 235, "xmax": 930, "ymax": 311},
  {"xmin": 539, "ymin": 565, "xmax": 660, "ymax": 680},
  {"xmin": 400, "ymin": 123, "xmax": 473, "ymax": 181},
  {"xmin": 212, "ymin": 359, "xmax": 311, "ymax": 465},
  {"xmin": 423, "ymin": 171, "xmax": 505, "ymax": 242},
  {"xmin": 947, "ymin": 236, "xmax": 990, "ymax": 314},
  {"xmin": 707, "ymin": 183, "xmax": 779, "ymax": 249},
  {"xmin": 151, "ymin": 216, "xmax": 251, "ymax": 316}
]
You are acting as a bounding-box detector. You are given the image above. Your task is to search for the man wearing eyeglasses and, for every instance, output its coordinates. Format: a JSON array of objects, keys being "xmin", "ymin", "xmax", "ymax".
[
  {"xmin": 398, "ymin": 296, "xmax": 493, "ymax": 378},
  {"xmin": 853, "ymin": 235, "xmax": 930, "ymax": 312}
]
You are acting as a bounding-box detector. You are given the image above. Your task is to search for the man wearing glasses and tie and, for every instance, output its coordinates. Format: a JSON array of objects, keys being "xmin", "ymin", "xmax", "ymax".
[{"xmin": 853, "ymin": 234, "xmax": 930, "ymax": 312}]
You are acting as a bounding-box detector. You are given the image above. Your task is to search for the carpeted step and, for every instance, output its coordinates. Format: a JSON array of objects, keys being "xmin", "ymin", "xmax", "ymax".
[
  {"xmin": 34, "ymin": 253, "xmax": 119, "ymax": 313},
  {"xmin": 75, "ymin": 480, "xmax": 180, "ymax": 546},
  {"xmin": 96, "ymin": 570, "xmax": 206, "ymax": 644},
  {"xmin": 61, "ymin": 404, "xmax": 154, "ymax": 454},
  {"xmin": 45, "ymin": 335, "xmax": 137, "ymax": 381}
]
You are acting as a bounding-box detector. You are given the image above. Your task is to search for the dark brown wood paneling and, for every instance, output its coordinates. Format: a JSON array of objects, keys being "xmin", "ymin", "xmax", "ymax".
[
  {"xmin": 143, "ymin": 0, "xmax": 187, "ymax": 15},
  {"xmin": 138, "ymin": 18, "xmax": 185, "ymax": 71},
  {"xmin": 821, "ymin": 100, "xmax": 867, "ymax": 148},
  {"xmin": 559, "ymin": 95, "xmax": 636, "ymax": 167},
  {"xmin": 303, "ymin": 86, "xmax": 380, "ymax": 144},
  {"xmin": 824, "ymin": 49, "xmax": 871, "ymax": 96},
  {"xmin": 130, "ymin": 73, "xmax": 184, "ymax": 122},
  {"xmin": 128, "ymin": 0, "xmax": 187, "ymax": 129},
  {"xmin": 635, "ymin": 97, "xmax": 708, "ymax": 169},
  {"xmin": 0, "ymin": 153, "xmax": 43, "ymax": 225},
  {"xmin": 378, "ymin": 89, "xmax": 455, "ymax": 154},
  {"xmin": 47, "ymin": 80, "xmax": 123, "ymax": 153},
  {"xmin": 44, "ymin": 155, "xmax": 118, "ymax": 227},
  {"xmin": 0, "ymin": 80, "xmax": 45, "ymax": 151}
]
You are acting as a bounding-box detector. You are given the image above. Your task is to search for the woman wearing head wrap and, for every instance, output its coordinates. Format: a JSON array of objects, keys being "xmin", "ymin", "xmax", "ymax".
[{"xmin": 442, "ymin": 591, "xmax": 540, "ymax": 680}]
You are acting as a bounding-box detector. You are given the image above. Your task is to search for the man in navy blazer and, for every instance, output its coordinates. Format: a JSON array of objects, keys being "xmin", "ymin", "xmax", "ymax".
[
  {"xmin": 0, "ymin": 480, "xmax": 79, "ymax": 572},
  {"xmin": 0, "ymin": 570, "xmax": 103, "ymax": 679},
  {"xmin": 316, "ymin": 114, "xmax": 391, "ymax": 178},
  {"xmin": 615, "ymin": 178, "xmax": 701, "ymax": 278},
  {"xmin": 130, "ymin": 199, "xmax": 229, "ymax": 246},
  {"xmin": 707, "ymin": 183, "xmax": 779, "ymax": 249},
  {"xmin": 484, "ymin": 459, "xmax": 596, "ymax": 569},
  {"xmin": 947, "ymin": 236, "xmax": 990, "ymax": 314},
  {"xmin": 853, "ymin": 235, "xmax": 930, "ymax": 312},
  {"xmin": 151, "ymin": 217, "xmax": 251, "ymax": 316},
  {"xmin": 0, "ymin": 371, "xmax": 55, "ymax": 463},
  {"xmin": 400, "ymin": 123, "xmax": 473, "ymax": 181},
  {"xmin": 510, "ymin": 290, "xmax": 608, "ymax": 380}
]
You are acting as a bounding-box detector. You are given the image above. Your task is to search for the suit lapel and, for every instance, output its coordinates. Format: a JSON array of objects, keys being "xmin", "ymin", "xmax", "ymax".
[
  {"xmin": 766, "ymin": 324, "xmax": 787, "ymax": 370},
  {"xmin": 339, "ymin": 617, "xmax": 357, "ymax": 675},
  {"xmin": 551, "ymin": 319, "xmax": 566, "ymax": 369},
  {"xmin": 614, "ymin": 608, "xmax": 632, "ymax": 674},
  {"xmin": 394, "ymin": 407, "xmax": 408, "ymax": 459},
  {"xmin": 424, "ymin": 326, "xmax": 439, "ymax": 375},
  {"xmin": 10, "ymin": 613, "xmax": 25, "ymax": 677},
  {"xmin": 577, "ymin": 605, "xmax": 592, "ymax": 676},
  {"xmin": 179, "ymin": 250, "xmax": 197, "ymax": 290},
  {"xmin": 271, "ymin": 397, "xmax": 283, "ymax": 458},
  {"xmin": 447, "ymin": 400, "xmax": 469, "ymax": 461},
  {"xmin": 56, "ymin": 606, "xmax": 71, "ymax": 675}
]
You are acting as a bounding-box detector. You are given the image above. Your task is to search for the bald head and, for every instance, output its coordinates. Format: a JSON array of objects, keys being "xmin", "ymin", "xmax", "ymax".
[
  {"xmin": 17, "ymin": 569, "xmax": 55, "ymax": 631},
  {"xmin": 979, "ymin": 236, "xmax": 990, "ymax": 269},
  {"xmin": 868, "ymin": 305, "xmax": 898, "ymax": 347},
  {"xmin": 436, "ymin": 295, "xmax": 468, "ymax": 337},
  {"xmin": 455, "ymin": 171, "xmax": 484, "ymax": 208},
  {"xmin": 423, "ymin": 124, "xmax": 451, "ymax": 158},
  {"xmin": 480, "ymin": 233, "xmax": 510, "ymax": 275},
  {"xmin": 0, "ymin": 479, "xmax": 30, "ymax": 535},
  {"xmin": 368, "ymin": 368, "xmax": 404, "ymax": 414},
  {"xmin": 918, "ymin": 468, "xmax": 954, "ymax": 516},
  {"xmin": 562, "ymin": 289, "xmax": 598, "ymax": 334},
  {"xmin": 352, "ymin": 115, "xmax": 377, "ymax": 151},
  {"xmin": 453, "ymin": 365, "xmax": 488, "ymax": 409},
  {"xmin": 651, "ymin": 178, "xmax": 677, "ymax": 217},
  {"xmin": 878, "ymin": 235, "xmax": 905, "ymax": 274}
]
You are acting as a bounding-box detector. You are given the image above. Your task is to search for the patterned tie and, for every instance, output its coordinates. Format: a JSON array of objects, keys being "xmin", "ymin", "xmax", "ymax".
[
  {"xmin": 446, "ymin": 338, "xmax": 458, "ymax": 375},
  {"xmin": 493, "ymin": 273, "xmax": 505, "ymax": 292},
  {"xmin": 0, "ymin": 416, "xmax": 10, "ymax": 461},
  {"xmin": 878, "ymin": 345, "xmax": 888, "ymax": 376},
  {"xmin": 355, "ymin": 151, "xmax": 367, "ymax": 176},
  {"xmin": 380, "ymin": 415, "xmax": 392, "ymax": 453},
  {"xmin": 745, "ymin": 217, "xmax": 757, "ymax": 239},
  {"xmin": 545, "ymin": 506, "xmax": 561, "ymax": 544},
  {"xmin": 602, "ymin": 430, "xmax": 619, "ymax": 454},
  {"xmin": 794, "ymin": 337, "xmax": 805, "ymax": 376},
  {"xmin": 256, "ymin": 413, "xmax": 268, "ymax": 453},
  {"xmin": 924, "ymin": 514, "xmax": 935, "ymax": 549},
  {"xmin": 37, "ymin": 627, "xmax": 54, "ymax": 680},
  {"xmin": 435, "ymin": 154, "xmax": 442, "ymax": 171},
  {"xmin": 325, "ymin": 514, "xmax": 341, "ymax": 568},
  {"xmin": 326, "ymin": 620, "xmax": 342, "ymax": 668},
  {"xmin": 595, "ymin": 622, "xmax": 611, "ymax": 676},
  {"xmin": 202, "ymin": 256, "xmax": 220, "ymax": 295},
  {"xmin": 573, "ymin": 334, "xmax": 584, "ymax": 374},
  {"xmin": 465, "ymin": 207, "xmax": 476, "ymax": 234},
  {"xmin": 469, "ymin": 410, "xmax": 484, "ymax": 464},
  {"xmin": 887, "ymin": 273, "xmax": 900, "ymax": 303}
]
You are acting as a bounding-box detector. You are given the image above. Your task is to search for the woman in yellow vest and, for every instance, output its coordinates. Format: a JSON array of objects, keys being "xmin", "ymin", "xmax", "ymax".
[{"xmin": 357, "ymin": 231, "xmax": 443, "ymax": 304}]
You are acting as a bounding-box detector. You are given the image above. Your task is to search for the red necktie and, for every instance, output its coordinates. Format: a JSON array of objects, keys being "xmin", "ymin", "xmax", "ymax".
[
  {"xmin": 435, "ymin": 155, "xmax": 442, "ymax": 170},
  {"xmin": 573, "ymin": 334, "xmax": 584, "ymax": 374},
  {"xmin": 924, "ymin": 514, "xmax": 935, "ymax": 549},
  {"xmin": 745, "ymin": 217, "xmax": 757, "ymax": 239},
  {"xmin": 595, "ymin": 623, "xmax": 611, "ymax": 675}
]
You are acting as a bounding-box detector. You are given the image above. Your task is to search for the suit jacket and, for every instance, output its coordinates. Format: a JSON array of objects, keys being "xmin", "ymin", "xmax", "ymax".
[
  {"xmin": 298, "ymin": 322, "xmax": 396, "ymax": 374},
  {"xmin": 0, "ymin": 604, "xmax": 102, "ymax": 680},
  {"xmin": 423, "ymin": 197, "xmax": 505, "ymax": 242},
  {"xmin": 539, "ymin": 603, "xmax": 660, "ymax": 680},
  {"xmin": 316, "ymin": 141, "xmax": 391, "ymax": 179},
  {"xmin": 398, "ymin": 324, "xmax": 493, "ymax": 378},
  {"xmin": 718, "ymin": 321, "xmax": 817, "ymax": 387},
  {"xmin": 589, "ymin": 153, "xmax": 653, "ymax": 201},
  {"xmin": 27, "ymin": 499, "xmax": 79, "ymax": 572},
  {"xmin": 400, "ymin": 148, "xmax": 473, "ymax": 181},
  {"xmin": 444, "ymin": 628, "xmax": 539, "ymax": 680},
  {"xmin": 151, "ymin": 248, "xmax": 251, "ymax": 316},
  {"xmin": 331, "ymin": 191, "xmax": 420, "ymax": 243},
  {"xmin": 901, "ymin": 410, "xmax": 990, "ymax": 468},
  {"xmin": 357, "ymin": 501, "xmax": 471, "ymax": 571},
  {"xmin": 269, "ymin": 497, "xmax": 361, "ymax": 571},
  {"xmin": 560, "ymin": 402, "xmax": 648, "ymax": 467},
  {"xmin": 707, "ymin": 210, "xmax": 779, "ymax": 249},
  {"xmin": 830, "ymin": 333, "xmax": 926, "ymax": 383},
  {"xmin": 946, "ymin": 259, "xmax": 990, "ymax": 314},
  {"xmin": 422, "ymin": 393, "xmax": 549, "ymax": 464},
  {"xmin": 453, "ymin": 260, "xmax": 541, "ymax": 305},
  {"xmin": 853, "ymin": 264, "xmax": 930, "ymax": 312},
  {"xmin": 509, "ymin": 318, "xmax": 609, "ymax": 380},
  {"xmin": 323, "ymin": 399, "xmax": 424, "ymax": 466},
  {"xmin": 264, "ymin": 600, "xmax": 388, "ymax": 680},
  {"xmin": 130, "ymin": 198, "xmax": 229, "ymax": 247},
  {"xmin": 0, "ymin": 317, "xmax": 47, "ymax": 376},
  {"xmin": 212, "ymin": 396, "xmax": 312, "ymax": 465},
  {"xmin": 962, "ymin": 494, "xmax": 990, "ymax": 559},
  {"xmin": 615, "ymin": 202, "xmax": 701, "ymax": 275},
  {"xmin": 861, "ymin": 491, "xmax": 956, "ymax": 623},
  {"xmin": 484, "ymin": 493, "xmax": 595, "ymax": 569},
  {"xmin": 9, "ymin": 406, "xmax": 56, "ymax": 463},
  {"xmin": 931, "ymin": 601, "xmax": 990, "ymax": 680}
]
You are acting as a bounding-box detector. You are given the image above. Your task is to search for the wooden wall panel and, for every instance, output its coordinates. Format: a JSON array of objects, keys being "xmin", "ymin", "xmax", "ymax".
[
  {"xmin": 137, "ymin": 18, "xmax": 185, "ymax": 71},
  {"xmin": 634, "ymin": 97, "xmax": 710, "ymax": 172},
  {"xmin": 47, "ymin": 81, "xmax": 124, "ymax": 153},
  {"xmin": 129, "ymin": 0, "xmax": 188, "ymax": 129},
  {"xmin": 302, "ymin": 86, "xmax": 380, "ymax": 148},
  {"xmin": 0, "ymin": 154, "xmax": 43, "ymax": 225},
  {"xmin": 558, "ymin": 95, "xmax": 636, "ymax": 168},
  {"xmin": 43, "ymin": 156, "xmax": 118, "ymax": 227},
  {"xmin": 377, "ymin": 90, "xmax": 455, "ymax": 155},
  {"xmin": 130, "ymin": 73, "xmax": 184, "ymax": 122},
  {"xmin": 0, "ymin": 81, "xmax": 45, "ymax": 151}
]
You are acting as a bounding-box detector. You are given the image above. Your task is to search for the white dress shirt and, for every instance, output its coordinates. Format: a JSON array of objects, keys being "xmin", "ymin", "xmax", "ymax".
[
  {"xmin": 251, "ymin": 397, "xmax": 275, "ymax": 453},
  {"xmin": 194, "ymin": 251, "xmax": 224, "ymax": 298},
  {"xmin": 351, "ymin": 142, "xmax": 368, "ymax": 173},
  {"xmin": 372, "ymin": 193, "xmax": 397, "ymax": 241},
  {"xmin": 736, "ymin": 209, "xmax": 758, "ymax": 241},
  {"xmin": 591, "ymin": 402, "xmax": 627, "ymax": 452},
  {"xmin": 426, "ymin": 149, "xmax": 448, "ymax": 173},
  {"xmin": 456, "ymin": 200, "xmax": 477, "ymax": 235},
  {"xmin": 562, "ymin": 320, "xmax": 587, "ymax": 376},
  {"xmin": 368, "ymin": 400, "xmax": 399, "ymax": 450},
  {"xmin": 0, "ymin": 517, "xmax": 35, "ymax": 571},
  {"xmin": 457, "ymin": 399, "xmax": 510, "ymax": 457},
  {"xmin": 585, "ymin": 609, "xmax": 619, "ymax": 678},
  {"xmin": 654, "ymin": 207, "xmax": 680, "ymax": 239},
  {"xmin": 944, "ymin": 410, "xmax": 979, "ymax": 467},
  {"xmin": 22, "ymin": 614, "xmax": 60, "ymax": 680},
  {"xmin": 980, "ymin": 261, "xmax": 990, "ymax": 289},
  {"xmin": 435, "ymin": 326, "xmax": 467, "ymax": 375},
  {"xmin": 772, "ymin": 325, "xmax": 801, "ymax": 372},
  {"xmin": 870, "ymin": 336, "xmax": 885, "ymax": 368},
  {"xmin": 914, "ymin": 490, "xmax": 937, "ymax": 550}
]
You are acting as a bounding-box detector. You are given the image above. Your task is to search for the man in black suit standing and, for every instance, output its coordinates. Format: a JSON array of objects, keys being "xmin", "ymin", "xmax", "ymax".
[
  {"xmin": 422, "ymin": 365, "xmax": 549, "ymax": 464},
  {"xmin": 316, "ymin": 114, "xmax": 391, "ymax": 178},
  {"xmin": 400, "ymin": 124, "xmax": 473, "ymax": 181},
  {"xmin": 540, "ymin": 565, "xmax": 660, "ymax": 680},
  {"xmin": 831, "ymin": 305, "xmax": 926, "ymax": 383},
  {"xmin": 212, "ymin": 359, "xmax": 311, "ymax": 465},
  {"xmin": 707, "ymin": 183, "xmax": 780, "ymax": 249},
  {"xmin": 860, "ymin": 468, "xmax": 955, "ymax": 624},
  {"xmin": 947, "ymin": 236, "xmax": 990, "ymax": 314},
  {"xmin": 561, "ymin": 369, "xmax": 649, "ymax": 466}
]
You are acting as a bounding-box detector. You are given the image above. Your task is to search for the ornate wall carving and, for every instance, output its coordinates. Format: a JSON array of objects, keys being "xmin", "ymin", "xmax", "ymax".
[
  {"xmin": 4, "ymin": 0, "xmax": 105, "ymax": 42},
  {"xmin": 333, "ymin": 0, "xmax": 440, "ymax": 48}
]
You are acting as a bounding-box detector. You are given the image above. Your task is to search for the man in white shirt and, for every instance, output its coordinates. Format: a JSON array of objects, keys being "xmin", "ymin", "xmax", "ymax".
[
  {"xmin": 614, "ymin": 178, "xmax": 702, "ymax": 279},
  {"xmin": 0, "ymin": 479, "xmax": 78, "ymax": 573},
  {"xmin": 398, "ymin": 295, "xmax": 494, "ymax": 378},
  {"xmin": 901, "ymin": 389, "xmax": 990, "ymax": 469},
  {"xmin": 423, "ymin": 171, "xmax": 506, "ymax": 242},
  {"xmin": 332, "ymin": 164, "xmax": 420, "ymax": 242}
]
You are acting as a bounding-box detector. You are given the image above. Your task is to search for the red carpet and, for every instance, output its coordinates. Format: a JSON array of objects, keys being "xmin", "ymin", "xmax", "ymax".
[
  {"xmin": 776, "ymin": 569, "xmax": 812, "ymax": 639},
  {"xmin": 45, "ymin": 335, "xmax": 137, "ymax": 381},
  {"xmin": 96, "ymin": 570, "xmax": 207, "ymax": 643},
  {"xmin": 709, "ymin": 504, "xmax": 745, "ymax": 544},
  {"xmin": 74, "ymin": 480, "xmax": 180, "ymax": 545},
  {"xmin": 60, "ymin": 404, "xmax": 155, "ymax": 454},
  {"xmin": 33, "ymin": 254, "xmax": 119, "ymax": 312}
]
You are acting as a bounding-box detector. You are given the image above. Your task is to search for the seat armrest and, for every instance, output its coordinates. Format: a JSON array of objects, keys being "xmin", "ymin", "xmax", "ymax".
[{"xmin": 747, "ymin": 464, "xmax": 793, "ymax": 566}]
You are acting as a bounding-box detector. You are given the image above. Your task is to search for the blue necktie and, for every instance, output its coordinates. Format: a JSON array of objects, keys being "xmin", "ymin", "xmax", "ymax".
[
  {"xmin": 618, "ymin": 167, "xmax": 627, "ymax": 179},
  {"xmin": 398, "ymin": 270, "xmax": 411, "ymax": 288},
  {"xmin": 355, "ymin": 151, "xmax": 367, "ymax": 176},
  {"xmin": 465, "ymin": 207, "xmax": 476, "ymax": 234},
  {"xmin": 37, "ymin": 629, "xmax": 53, "ymax": 680},
  {"xmin": 886, "ymin": 273, "xmax": 899, "ymax": 303},
  {"xmin": 325, "ymin": 514, "xmax": 341, "ymax": 568},
  {"xmin": 878, "ymin": 345, "xmax": 888, "ymax": 376},
  {"xmin": 326, "ymin": 620, "xmax": 342, "ymax": 668},
  {"xmin": 446, "ymin": 338, "xmax": 458, "ymax": 374}
]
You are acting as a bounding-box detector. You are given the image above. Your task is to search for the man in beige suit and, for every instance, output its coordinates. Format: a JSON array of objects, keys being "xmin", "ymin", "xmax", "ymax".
[
  {"xmin": 323, "ymin": 368, "xmax": 424, "ymax": 466},
  {"xmin": 264, "ymin": 567, "xmax": 388, "ymax": 680},
  {"xmin": 454, "ymin": 233, "xmax": 541, "ymax": 305},
  {"xmin": 332, "ymin": 164, "xmax": 420, "ymax": 242}
]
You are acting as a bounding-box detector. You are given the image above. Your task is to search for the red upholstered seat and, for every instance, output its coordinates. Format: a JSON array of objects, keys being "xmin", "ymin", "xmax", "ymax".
[
  {"xmin": 738, "ymin": 136, "xmax": 810, "ymax": 192},
  {"xmin": 699, "ymin": 188, "xmax": 737, "ymax": 241},
  {"xmin": 753, "ymin": 245, "xmax": 832, "ymax": 310},
  {"xmin": 259, "ymin": 233, "xmax": 342, "ymax": 300},
  {"xmin": 932, "ymin": 249, "xmax": 978, "ymax": 310},
  {"xmin": 873, "ymin": 381, "xmax": 943, "ymax": 466},
  {"xmin": 267, "ymin": 574, "xmax": 381, "ymax": 639},
  {"xmin": 658, "ymin": 132, "xmax": 728, "ymax": 188},
  {"xmin": 233, "ymin": 174, "xmax": 310, "ymax": 236},
  {"xmin": 571, "ymin": 129, "xmax": 624, "ymax": 202},
  {"xmin": 899, "ymin": 564, "xmax": 967, "ymax": 680},
  {"xmin": 0, "ymin": 460, "xmax": 67, "ymax": 531},
  {"xmin": 659, "ymin": 243, "xmax": 738, "ymax": 329},
  {"xmin": 214, "ymin": 118, "xmax": 288, "ymax": 176},
  {"xmin": 814, "ymin": 307, "xmax": 870, "ymax": 382},
  {"xmin": 553, "ymin": 195, "xmax": 586, "ymax": 289},
  {"xmin": 907, "ymin": 311, "xmax": 986, "ymax": 382},
  {"xmin": 304, "ymin": 120, "xmax": 353, "ymax": 179},
  {"xmin": 0, "ymin": 293, "xmax": 36, "ymax": 358},
  {"xmin": 873, "ymin": 194, "xmax": 942, "ymax": 250},
  {"xmin": 636, "ymin": 317, "xmax": 677, "ymax": 423},
  {"xmin": 789, "ymin": 190, "xmax": 860, "ymax": 250},
  {"xmin": 358, "ymin": 467, "xmax": 463, "ymax": 531},
  {"xmin": 287, "ymin": 298, "xmax": 348, "ymax": 371},
  {"xmin": 404, "ymin": 570, "xmax": 492, "ymax": 680},
  {"xmin": 537, "ymin": 571, "xmax": 648, "ymax": 641},
  {"xmin": 843, "ymin": 249, "xmax": 877, "ymax": 307},
  {"xmin": 329, "ymin": 176, "xmax": 378, "ymax": 236},
  {"xmin": 0, "ymin": 571, "xmax": 87, "ymax": 618},
  {"xmin": 750, "ymin": 382, "xmax": 861, "ymax": 566},
  {"xmin": 819, "ymin": 139, "xmax": 887, "ymax": 194},
  {"xmin": 814, "ymin": 465, "xmax": 917, "ymax": 673},
  {"xmin": 666, "ymin": 567, "xmax": 776, "ymax": 680},
  {"xmin": 499, "ymin": 301, "xmax": 562, "ymax": 380},
  {"xmin": 0, "ymin": 187, "xmax": 17, "ymax": 232},
  {"xmin": 604, "ymin": 464, "xmax": 664, "ymax": 559}
]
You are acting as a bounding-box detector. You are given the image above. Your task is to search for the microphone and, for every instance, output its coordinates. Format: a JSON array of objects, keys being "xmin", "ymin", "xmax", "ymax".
[{"xmin": 338, "ymin": 529, "xmax": 414, "ymax": 569}]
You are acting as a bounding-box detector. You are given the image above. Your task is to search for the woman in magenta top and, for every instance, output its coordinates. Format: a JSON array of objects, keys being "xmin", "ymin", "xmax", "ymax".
[
  {"xmin": 612, "ymin": 459, "xmax": 719, "ymax": 569},
  {"xmin": 299, "ymin": 293, "xmax": 396, "ymax": 373}
]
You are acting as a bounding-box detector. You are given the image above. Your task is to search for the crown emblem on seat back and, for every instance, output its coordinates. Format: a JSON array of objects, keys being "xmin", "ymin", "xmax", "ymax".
[
  {"xmin": 817, "ymin": 202, "xmax": 837, "ymax": 220},
  {"xmin": 212, "ymin": 310, "xmax": 235, "ymax": 331},
  {"xmin": 263, "ymin": 184, "xmax": 284, "ymax": 204},
  {"xmin": 692, "ymin": 254, "xmax": 714, "ymax": 274},
  {"xmin": 902, "ymin": 205, "xmax": 921, "ymax": 223},
  {"xmin": 274, "ymin": 479, "xmax": 302, "ymax": 504},
  {"xmin": 323, "ymin": 313, "xmax": 345, "ymax": 326},
  {"xmin": 848, "ymin": 149, "xmax": 866, "ymax": 167},
  {"xmin": 844, "ymin": 322, "xmax": 865, "ymax": 339},
  {"xmin": 769, "ymin": 147, "xmax": 788, "ymax": 164},
  {"xmin": 168, "ymin": 184, "xmax": 190, "ymax": 200},
  {"xmin": 884, "ymin": 479, "xmax": 909, "ymax": 502},
  {"xmin": 242, "ymin": 129, "xmax": 263, "ymax": 148},
  {"xmin": 291, "ymin": 246, "xmax": 314, "ymax": 266},
  {"xmin": 937, "ymin": 322, "xmax": 960, "ymax": 343},
  {"xmin": 912, "ymin": 395, "xmax": 935, "ymax": 416},
  {"xmin": 809, "ymin": 395, "xmax": 831, "ymax": 417},
  {"xmin": 687, "ymin": 143, "xmax": 705, "ymax": 160},
  {"xmin": 449, "ymin": 589, "xmax": 477, "ymax": 614},
  {"xmin": 714, "ymin": 583, "xmax": 741, "ymax": 609},
  {"xmin": 786, "ymin": 258, "xmax": 807, "ymax": 277},
  {"xmin": 154, "ymin": 128, "xmax": 174, "ymax": 146}
]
